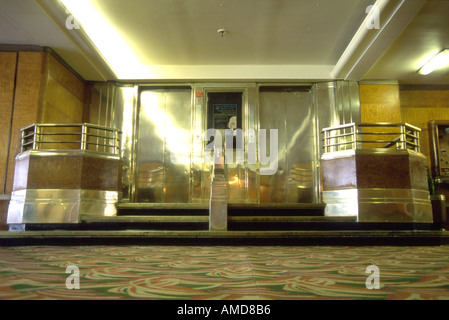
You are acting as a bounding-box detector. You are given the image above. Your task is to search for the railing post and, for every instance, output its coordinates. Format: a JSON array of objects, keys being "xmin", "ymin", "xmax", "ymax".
[
  {"xmin": 32, "ymin": 125, "xmax": 40, "ymax": 150},
  {"xmin": 81, "ymin": 124, "xmax": 87, "ymax": 150},
  {"xmin": 20, "ymin": 129, "xmax": 26, "ymax": 153},
  {"xmin": 323, "ymin": 130, "xmax": 329, "ymax": 153},
  {"xmin": 400, "ymin": 125, "xmax": 407, "ymax": 150},
  {"xmin": 113, "ymin": 130, "xmax": 119, "ymax": 155},
  {"xmin": 351, "ymin": 123, "xmax": 356, "ymax": 150},
  {"xmin": 415, "ymin": 130, "xmax": 421, "ymax": 153}
]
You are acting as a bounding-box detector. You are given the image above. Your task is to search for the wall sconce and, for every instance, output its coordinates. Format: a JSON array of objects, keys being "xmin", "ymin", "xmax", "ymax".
[{"xmin": 417, "ymin": 49, "xmax": 449, "ymax": 75}]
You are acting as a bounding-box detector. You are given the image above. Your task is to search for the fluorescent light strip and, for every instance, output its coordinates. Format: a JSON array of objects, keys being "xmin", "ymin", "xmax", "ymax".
[
  {"xmin": 417, "ymin": 49, "xmax": 449, "ymax": 75},
  {"xmin": 60, "ymin": 0, "xmax": 140, "ymax": 78}
]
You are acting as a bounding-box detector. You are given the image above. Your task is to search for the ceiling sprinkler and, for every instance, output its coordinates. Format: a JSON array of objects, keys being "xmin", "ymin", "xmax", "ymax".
[{"xmin": 217, "ymin": 28, "xmax": 228, "ymax": 37}]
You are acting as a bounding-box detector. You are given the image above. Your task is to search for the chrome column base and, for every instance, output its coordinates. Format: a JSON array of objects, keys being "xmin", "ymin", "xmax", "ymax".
[
  {"xmin": 7, "ymin": 189, "xmax": 119, "ymax": 224},
  {"xmin": 323, "ymin": 188, "xmax": 433, "ymax": 223}
]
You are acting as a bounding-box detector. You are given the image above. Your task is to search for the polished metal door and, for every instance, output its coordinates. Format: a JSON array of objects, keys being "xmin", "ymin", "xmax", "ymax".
[
  {"xmin": 134, "ymin": 87, "xmax": 192, "ymax": 203},
  {"xmin": 258, "ymin": 87, "xmax": 316, "ymax": 203}
]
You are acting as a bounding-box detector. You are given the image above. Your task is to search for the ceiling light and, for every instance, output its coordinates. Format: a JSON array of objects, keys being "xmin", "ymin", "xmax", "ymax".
[
  {"xmin": 60, "ymin": 0, "xmax": 140, "ymax": 78},
  {"xmin": 417, "ymin": 49, "xmax": 449, "ymax": 75}
]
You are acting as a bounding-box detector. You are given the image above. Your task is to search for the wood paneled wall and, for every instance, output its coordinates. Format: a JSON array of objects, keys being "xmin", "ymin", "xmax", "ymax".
[
  {"xmin": 39, "ymin": 53, "xmax": 86, "ymax": 123},
  {"xmin": 0, "ymin": 53, "xmax": 17, "ymax": 197},
  {"xmin": 359, "ymin": 83, "xmax": 402, "ymax": 123},
  {"xmin": 360, "ymin": 83, "xmax": 449, "ymax": 171},
  {"xmin": 0, "ymin": 52, "xmax": 18, "ymax": 230},
  {"xmin": 400, "ymin": 86, "xmax": 449, "ymax": 169}
]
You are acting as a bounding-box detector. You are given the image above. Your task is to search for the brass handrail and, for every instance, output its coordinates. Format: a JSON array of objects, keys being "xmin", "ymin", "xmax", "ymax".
[
  {"xmin": 322, "ymin": 122, "xmax": 421, "ymax": 154},
  {"xmin": 20, "ymin": 123, "xmax": 121, "ymax": 155}
]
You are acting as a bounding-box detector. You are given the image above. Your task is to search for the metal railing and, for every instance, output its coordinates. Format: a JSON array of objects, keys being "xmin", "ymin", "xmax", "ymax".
[
  {"xmin": 20, "ymin": 123, "xmax": 121, "ymax": 155},
  {"xmin": 322, "ymin": 123, "xmax": 421, "ymax": 154}
]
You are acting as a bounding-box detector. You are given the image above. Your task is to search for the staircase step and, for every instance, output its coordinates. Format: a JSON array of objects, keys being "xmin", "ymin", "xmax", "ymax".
[
  {"xmin": 2, "ymin": 229, "xmax": 446, "ymax": 246},
  {"xmin": 228, "ymin": 203, "xmax": 325, "ymax": 216},
  {"xmin": 81, "ymin": 215, "xmax": 351, "ymax": 224},
  {"xmin": 118, "ymin": 203, "xmax": 209, "ymax": 216},
  {"xmin": 228, "ymin": 216, "xmax": 355, "ymax": 223},
  {"xmin": 76, "ymin": 214, "xmax": 356, "ymax": 232},
  {"xmin": 81, "ymin": 215, "xmax": 209, "ymax": 223},
  {"xmin": 117, "ymin": 203, "xmax": 326, "ymax": 217},
  {"xmin": 76, "ymin": 214, "xmax": 209, "ymax": 231}
]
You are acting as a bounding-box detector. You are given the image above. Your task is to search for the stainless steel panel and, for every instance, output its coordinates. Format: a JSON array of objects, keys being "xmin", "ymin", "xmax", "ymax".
[
  {"xmin": 7, "ymin": 189, "xmax": 119, "ymax": 224},
  {"xmin": 113, "ymin": 81, "xmax": 361, "ymax": 206},
  {"xmin": 246, "ymin": 86, "xmax": 259, "ymax": 204},
  {"xmin": 323, "ymin": 188, "xmax": 433, "ymax": 222},
  {"xmin": 313, "ymin": 81, "xmax": 361, "ymax": 202},
  {"xmin": 313, "ymin": 81, "xmax": 360, "ymax": 157},
  {"xmin": 164, "ymin": 89, "xmax": 192, "ymax": 203},
  {"xmin": 136, "ymin": 88, "xmax": 192, "ymax": 203},
  {"xmin": 259, "ymin": 88, "xmax": 314, "ymax": 203}
]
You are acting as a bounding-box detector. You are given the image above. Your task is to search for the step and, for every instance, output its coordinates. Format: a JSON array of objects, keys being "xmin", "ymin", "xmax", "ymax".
[
  {"xmin": 117, "ymin": 202, "xmax": 326, "ymax": 216},
  {"xmin": 228, "ymin": 203, "xmax": 325, "ymax": 216},
  {"xmin": 118, "ymin": 203, "xmax": 209, "ymax": 216},
  {"xmin": 81, "ymin": 215, "xmax": 352, "ymax": 225},
  {"xmin": 76, "ymin": 214, "xmax": 356, "ymax": 232},
  {"xmin": 81, "ymin": 215, "xmax": 209, "ymax": 223},
  {"xmin": 228, "ymin": 216, "xmax": 355, "ymax": 223},
  {"xmin": 1, "ymin": 229, "xmax": 447, "ymax": 246}
]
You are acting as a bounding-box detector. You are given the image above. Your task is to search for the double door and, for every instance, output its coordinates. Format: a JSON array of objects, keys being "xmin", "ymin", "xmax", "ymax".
[{"xmin": 132, "ymin": 85, "xmax": 316, "ymax": 204}]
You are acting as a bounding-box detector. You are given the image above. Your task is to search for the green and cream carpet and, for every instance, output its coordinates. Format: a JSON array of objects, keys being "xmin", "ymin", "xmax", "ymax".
[{"xmin": 0, "ymin": 245, "xmax": 448, "ymax": 300}]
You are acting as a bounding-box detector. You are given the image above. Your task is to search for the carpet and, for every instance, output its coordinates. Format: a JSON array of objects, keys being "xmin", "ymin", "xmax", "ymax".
[{"xmin": 0, "ymin": 245, "xmax": 448, "ymax": 300}]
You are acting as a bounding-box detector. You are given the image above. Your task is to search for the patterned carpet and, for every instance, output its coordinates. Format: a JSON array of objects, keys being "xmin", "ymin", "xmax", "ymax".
[{"xmin": 0, "ymin": 245, "xmax": 449, "ymax": 300}]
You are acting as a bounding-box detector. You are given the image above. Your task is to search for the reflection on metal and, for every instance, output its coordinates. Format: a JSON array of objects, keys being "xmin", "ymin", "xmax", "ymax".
[
  {"xmin": 323, "ymin": 188, "xmax": 433, "ymax": 223},
  {"xmin": 322, "ymin": 122, "xmax": 421, "ymax": 153},
  {"xmin": 209, "ymin": 152, "xmax": 227, "ymax": 231},
  {"xmin": 313, "ymin": 81, "xmax": 361, "ymax": 152},
  {"xmin": 112, "ymin": 85, "xmax": 137, "ymax": 201},
  {"xmin": 259, "ymin": 87, "xmax": 315, "ymax": 203},
  {"xmin": 135, "ymin": 88, "xmax": 192, "ymax": 203},
  {"xmin": 7, "ymin": 189, "xmax": 119, "ymax": 224},
  {"xmin": 16, "ymin": 149, "xmax": 121, "ymax": 161},
  {"xmin": 106, "ymin": 81, "xmax": 361, "ymax": 206},
  {"xmin": 20, "ymin": 123, "xmax": 121, "ymax": 155}
]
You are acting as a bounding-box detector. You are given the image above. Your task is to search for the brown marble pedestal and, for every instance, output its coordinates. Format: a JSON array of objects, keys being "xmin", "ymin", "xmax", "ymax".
[
  {"xmin": 7, "ymin": 150, "xmax": 122, "ymax": 225},
  {"xmin": 321, "ymin": 149, "xmax": 433, "ymax": 223}
]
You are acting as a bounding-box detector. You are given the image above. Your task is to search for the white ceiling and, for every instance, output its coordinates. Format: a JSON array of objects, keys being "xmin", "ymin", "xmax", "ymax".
[{"xmin": 0, "ymin": 0, "xmax": 447, "ymax": 84}]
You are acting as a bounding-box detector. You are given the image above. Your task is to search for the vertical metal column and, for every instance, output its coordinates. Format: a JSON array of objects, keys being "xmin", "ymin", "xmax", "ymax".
[
  {"xmin": 209, "ymin": 150, "xmax": 227, "ymax": 231},
  {"xmin": 81, "ymin": 124, "xmax": 87, "ymax": 151}
]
